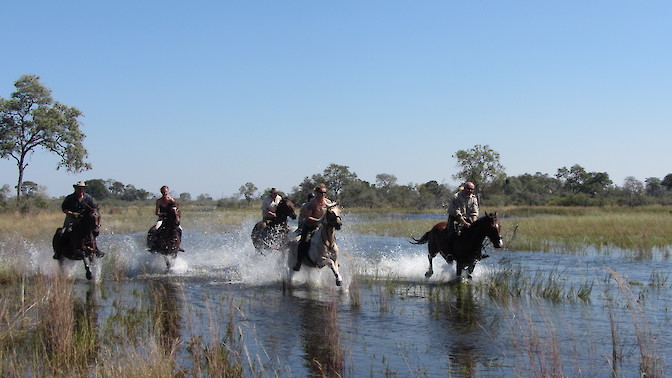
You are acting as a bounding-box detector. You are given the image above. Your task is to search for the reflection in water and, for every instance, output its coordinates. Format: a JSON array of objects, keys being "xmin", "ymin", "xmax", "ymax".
[
  {"xmin": 428, "ymin": 283, "xmax": 484, "ymax": 376},
  {"xmin": 295, "ymin": 292, "xmax": 345, "ymax": 377},
  {"xmin": 72, "ymin": 282, "xmax": 100, "ymax": 364},
  {"xmin": 149, "ymin": 280, "xmax": 184, "ymax": 353}
]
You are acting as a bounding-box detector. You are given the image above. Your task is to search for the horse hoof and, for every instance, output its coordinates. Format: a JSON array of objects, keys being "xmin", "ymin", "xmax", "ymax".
[
  {"xmin": 336, "ymin": 279, "xmax": 342, "ymax": 287},
  {"xmin": 86, "ymin": 271, "xmax": 93, "ymax": 280},
  {"xmin": 425, "ymin": 271, "xmax": 433, "ymax": 278}
]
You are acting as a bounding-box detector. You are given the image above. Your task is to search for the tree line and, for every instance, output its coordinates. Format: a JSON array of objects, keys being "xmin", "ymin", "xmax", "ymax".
[{"xmin": 3, "ymin": 75, "xmax": 672, "ymax": 211}]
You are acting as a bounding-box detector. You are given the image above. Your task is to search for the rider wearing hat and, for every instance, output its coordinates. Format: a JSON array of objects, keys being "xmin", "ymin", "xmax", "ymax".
[
  {"xmin": 261, "ymin": 188, "xmax": 282, "ymax": 223},
  {"xmin": 62, "ymin": 181, "xmax": 96, "ymax": 231},
  {"xmin": 56, "ymin": 181, "xmax": 100, "ymax": 258}
]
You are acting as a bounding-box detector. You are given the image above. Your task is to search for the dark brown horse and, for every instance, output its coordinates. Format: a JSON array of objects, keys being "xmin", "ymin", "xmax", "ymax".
[
  {"xmin": 411, "ymin": 212, "xmax": 503, "ymax": 279},
  {"xmin": 147, "ymin": 202, "xmax": 183, "ymax": 270},
  {"xmin": 52, "ymin": 204, "xmax": 102, "ymax": 280},
  {"xmin": 251, "ymin": 198, "xmax": 297, "ymax": 251}
]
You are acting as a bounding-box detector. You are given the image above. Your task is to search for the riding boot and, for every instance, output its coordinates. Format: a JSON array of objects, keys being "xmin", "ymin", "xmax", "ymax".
[
  {"xmin": 96, "ymin": 249, "xmax": 105, "ymax": 258},
  {"xmin": 293, "ymin": 241, "xmax": 308, "ymax": 271}
]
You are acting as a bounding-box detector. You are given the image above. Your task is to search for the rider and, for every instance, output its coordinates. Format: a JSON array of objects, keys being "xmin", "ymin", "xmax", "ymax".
[
  {"xmin": 261, "ymin": 188, "xmax": 282, "ymax": 223},
  {"xmin": 155, "ymin": 185, "xmax": 176, "ymax": 230},
  {"xmin": 296, "ymin": 192, "xmax": 315, "ymax": 233},
  {"xmin": 154, "ymin": 185, "xmax": 182, "ymax": 237},
  {"xmin": 293, "ymin": 184, "xmax": 332, "ymax": 271},
  {"xmin": 446, "ymin": 182, "xmax": 485, "ymax": 258},
  {"xmin": 57, "ymin": 181, "xmax": 102, "ymax": 258}
]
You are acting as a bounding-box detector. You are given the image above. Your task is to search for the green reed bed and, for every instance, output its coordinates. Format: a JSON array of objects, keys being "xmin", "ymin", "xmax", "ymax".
[
  {"xmin": 348, "ymin": 206, "xmax": 672, "ymax": 254},
  {"xmin": 0, "ymin": 274, "xmax": 268, "ymax": 377}
]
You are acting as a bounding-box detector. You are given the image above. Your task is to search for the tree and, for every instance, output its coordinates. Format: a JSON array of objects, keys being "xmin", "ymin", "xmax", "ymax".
[
  {"xmin": 556, "ymin": 165, "xmax": 612, "ymax": 196},
  {"xmin": 317, "ymin": 163, "xmax": 358, "ymax": 201},
  {"xmin": 622, "ymin": 176, "xmax": 644, "ymax": 206},
  {"xmin": 238, "ymin": 182, "xmax": 257, "ymax": 204},
  {"xmin": 179, "ymin": 192, "xmax": 191, "ymax": 201},
  {"xmin": 375, "ymin": 173, "xmax": 397, "ymax": 192},
  {"xmin": 85, "ymin": 179, "xmax": 110, "ymax": 200},
  {"xmin": 452, "ymin": 145, "xmax": 506, "ymax": 196},
  {"xmin": 0, "ymin": 75, "xmax": 90, "ymax": 199},
  {"xmin": 644, "ymin": 177, "xmax": 663, "ymax": 197},
  {"xmin": 662, "ymin": 174, "xmax": 672, "ymax": 191}
]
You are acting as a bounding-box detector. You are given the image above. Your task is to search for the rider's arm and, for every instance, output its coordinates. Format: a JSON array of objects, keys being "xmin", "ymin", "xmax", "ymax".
[{"xmin": 155, "ymin": 200, "xmax": 162, "ymax": 216}]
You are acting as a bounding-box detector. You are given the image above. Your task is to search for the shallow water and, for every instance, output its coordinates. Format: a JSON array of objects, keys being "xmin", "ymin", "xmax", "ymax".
[{"xmin": 33, "ymin": 215, "xmax": 671, "ymax": 376}]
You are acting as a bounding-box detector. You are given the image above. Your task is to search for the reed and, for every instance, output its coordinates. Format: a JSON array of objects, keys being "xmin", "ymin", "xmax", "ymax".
[{"xmin": 348, "ymin": 206, "xmax": 672, "ymax": 253}]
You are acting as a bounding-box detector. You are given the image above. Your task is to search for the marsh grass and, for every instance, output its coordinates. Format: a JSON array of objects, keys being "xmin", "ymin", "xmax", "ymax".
[
  {"xmin": 349, "ymin": 206, "xmax": 672, "ymax": 254},
  {"xmin": 0, "ymin": 273, "xmax": 277, "ymax": 377}
]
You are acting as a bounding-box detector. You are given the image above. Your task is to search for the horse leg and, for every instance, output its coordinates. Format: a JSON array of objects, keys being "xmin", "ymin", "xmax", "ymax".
[
  {"xmin": 327, "ymin": 259, "xmax": 343, "ymax": 287},
  {"xmin": 455, "ymin": 261, "xmax": 463, "ymax": 279},
  {"xmin": 425, "ymin": 244, "xmax": 439, "ymax": 278},
  {"xmin": 83, "ymin": 256, "xmax": 93, "ymax": 280}
]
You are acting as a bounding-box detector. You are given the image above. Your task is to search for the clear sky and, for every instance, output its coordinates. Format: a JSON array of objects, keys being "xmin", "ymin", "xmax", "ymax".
[{"xmin": 2, "ymin": 1, "xmax": 670, "ymax": 199}]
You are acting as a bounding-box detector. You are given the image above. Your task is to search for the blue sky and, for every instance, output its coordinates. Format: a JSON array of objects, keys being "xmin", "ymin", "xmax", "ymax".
[{"xmin": 2, "ymin": 1, "xmax": 670, "ymax": 199}]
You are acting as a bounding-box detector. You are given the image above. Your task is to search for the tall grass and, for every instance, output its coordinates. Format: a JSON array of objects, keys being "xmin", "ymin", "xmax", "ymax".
[{"xmin": 348, "ymin": 206, "xmax": 672, "ymax": 253}]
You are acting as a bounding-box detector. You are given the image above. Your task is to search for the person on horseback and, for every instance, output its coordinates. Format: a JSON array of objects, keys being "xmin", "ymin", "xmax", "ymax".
[
  {"xmin": 155, "ymin": 186, "xmax": 176, "ymax": 229},
  {"xmin": 154, "ymin": 185, "xmax": 182, "ymax": 239},
  {"xmin": 296, "ymin": 193, "xmax": 315, "ymax": 233},
  {"xmin": 293, "ymin": 184, "xmax": 332, "ymax": 271},
  {"xmin": 447, "ymin": 182, "xmax": 485, "ymax": 258},
  {"xmin": 57, "ymin": 181, "xmax": 101, "ymax": 259},
  {"xmin": 261, "ymin": 188, "xmax": 282, "ymax": 223}
]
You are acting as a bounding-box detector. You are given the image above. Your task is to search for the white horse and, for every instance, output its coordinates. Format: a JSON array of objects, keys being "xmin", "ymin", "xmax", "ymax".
[{"xmin": 288, "ymin": 204, "xmax": 343, "ymax": 286}]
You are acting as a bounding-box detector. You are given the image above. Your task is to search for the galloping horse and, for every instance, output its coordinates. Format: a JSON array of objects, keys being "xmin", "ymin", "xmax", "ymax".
[
  {"xmin": 52, "ymin": 204, "xmax": 102, "ymax": 280},
  {"xmin": 288, "ymin": 204, "xmax": 344, "ymax": 286},
  {"xmin": 411, "ymin": 212, "xmax": 503, "ymax": 280},
  {"xmin": 147, "ymin": 202, "xmax": 183, "ymax": 270},
  {"xmin": 251, "ymin": 198, "xmax": 297, "ymax": 251}
]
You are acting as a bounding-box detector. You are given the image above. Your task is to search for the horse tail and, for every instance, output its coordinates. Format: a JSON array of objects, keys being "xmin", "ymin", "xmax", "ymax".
[{"xmin": 410, "ymin": 231, "xmax": 430, "ymax": 245}]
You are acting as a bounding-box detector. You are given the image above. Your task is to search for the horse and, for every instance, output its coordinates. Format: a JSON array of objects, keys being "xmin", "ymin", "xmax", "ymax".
[
  {"xmin": 147, "ymin": 202, "xmax": 183, "ymax": 270},
  {"xmin": 52, "ymin": 204, "xmax": 102, "ymax": 280},
  {"xmin": 287, "ymin": 204, "xmax": 344, "ymax": 286},
  {"xmin": 251, "ymin": 198, "xmax": 297, "ymax": 251},
  {"xmin": 411, "ymin": 212, "xmax": 503, "ymax": 280}
]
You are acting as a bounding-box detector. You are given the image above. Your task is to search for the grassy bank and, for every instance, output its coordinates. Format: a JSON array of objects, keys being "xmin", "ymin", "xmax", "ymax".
[{"xmin": 347, "ymin": 206, "xmax": 672, "ymax": 253}]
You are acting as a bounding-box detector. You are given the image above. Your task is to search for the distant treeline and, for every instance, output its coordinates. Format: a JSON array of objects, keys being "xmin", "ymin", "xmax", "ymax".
[{"xmin": 3, "ymin": 163, "xmax": 672, "ymax": 212}]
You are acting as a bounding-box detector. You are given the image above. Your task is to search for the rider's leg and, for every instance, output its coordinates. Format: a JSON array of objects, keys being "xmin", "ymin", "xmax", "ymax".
[{"xmin": 293, "ymin": 225, "xmax": 315, "ymax": 271}]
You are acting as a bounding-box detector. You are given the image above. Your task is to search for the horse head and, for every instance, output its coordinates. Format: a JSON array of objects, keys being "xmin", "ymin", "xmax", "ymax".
[
  {"xmin": 83, "ymin": 203, "xmax": 101, "ymax": 237},
  {"xmin": 480, "ymin": 212, "xmax": 503, "ymax": 249},
  {"xmin": 322, "ymin": 203, "xmax": 342, "ymax": 230},
  {"xmin": 167, "ymin": 201, "xmax": 180, "ymax": 226},
  {"xmin": 277, "ymin": 198, "xmax": 297, "ymax": 220}
]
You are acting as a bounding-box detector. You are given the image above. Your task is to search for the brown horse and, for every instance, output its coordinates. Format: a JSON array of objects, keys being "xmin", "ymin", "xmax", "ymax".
[
  {"xmin": 52, "ymin": 204, "xmax": 102, "ymax": 280},
  {"xmin": 288, "ymin": 204, "xmax": 343, "ymax": 286},
  {"xmin": 251, "ymin": 198, "xmax": 297, "ymax": 251},
  {"xmin": 411, "ymin": 212, "xmax": 503, "ymax": 280},
  {"xmin": 147, "ymin": 202, "xmax": 183, "ymax": 270}
]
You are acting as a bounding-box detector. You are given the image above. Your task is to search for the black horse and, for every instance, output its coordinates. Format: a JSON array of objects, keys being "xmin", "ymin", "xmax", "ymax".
[
  {"xmin": 52, "ymin": 204, "xmax": 102, "ymax": 280},
  {"xmin": 411, "ymin": 213, "xmax": 504, "ymax": 279},
  {"xmin": 251, "ymin": 198, "xmax": 297, "ymax": 251},
  {"xmin": 147, "ymin": 201, "xmax": 183, "ymax": 270}
]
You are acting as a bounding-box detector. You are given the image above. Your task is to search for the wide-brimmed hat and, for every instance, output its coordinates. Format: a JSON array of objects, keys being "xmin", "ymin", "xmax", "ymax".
[{"xmin": 73, "ymin": 181, "xmax": 87, "ymax": 188}]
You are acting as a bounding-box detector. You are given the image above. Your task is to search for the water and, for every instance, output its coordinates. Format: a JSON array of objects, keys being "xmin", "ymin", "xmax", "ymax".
[{"xmin": 36, "ymin": 216, "xmax": 671, "ymax": 376}]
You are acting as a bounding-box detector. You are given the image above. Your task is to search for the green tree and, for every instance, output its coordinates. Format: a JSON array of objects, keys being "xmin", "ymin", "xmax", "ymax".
[
  {"xmin": 661, "ymin": 174, "xmax": 672, "ymax": 191},
  {"xmin": 452, "ymin": 145, "xmax": 506, "ymax": 196},
  {"xmin": 556, "ymin": 165, "xmax": 612, "ymax": 196},
  {"xmin": 85, "ymin": 179, "xmax": 110, "ymax": 200},
  {"xmin": 318, "ymin": 163, "xmax": 358, "ymax": 202},
  {"xmin": 644, "ymin": 177, "xmax": 663, "ymax": 197},
  {"xmin": 238, "ymin": 182, "xmax": 257, "ymax": 204},
  {"xmin": 0, "ymin": 75, "xmax": 90, "ymax": 200}
]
